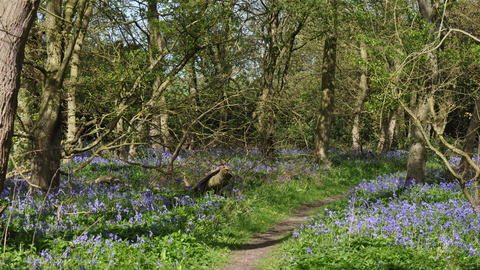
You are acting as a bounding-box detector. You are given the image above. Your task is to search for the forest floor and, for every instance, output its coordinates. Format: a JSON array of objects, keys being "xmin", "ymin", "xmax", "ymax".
[{"xmin": 216, "ymin": 195, "xmax": 342, "ymax": 270}]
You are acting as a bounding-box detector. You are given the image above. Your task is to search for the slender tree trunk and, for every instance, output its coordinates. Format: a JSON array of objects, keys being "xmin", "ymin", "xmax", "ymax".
[
  {"xmin": 0, "ymin": 0, "xmax": 40, "ymax": 192},
  {"xmin": 65, "ymin": 3, "xmax": 92, "ymax": 157},
  {"xmin": 314, "ymin": 29, "xmax": 337, "ymax": 164},
  {"xmin": 147, "ymin": 0, "xmax": 174, "ymax": 153},
  {"xmin": 184, "ymin": 59, "xmax": 199, "ymax": 150},
  {"xmin": 256, "ymin": 86, "xmax": 276, "ymax": 158},
  {"xmin": 256, "ymin": 9, "xmax": 280, "ymax": 158},
  {"xmin": 213, "ymin": 43, "xmax": 232, "ymax": 147},
  {"xmin": 352, "ymin": 41, "xmax": 368, "ymax": 150},
  {"xmin": 256, "ymin": 47, "xmax": 276, "ymax": 157},
  {"xmin": 149, "ymin": 89, "xmax": 173, "ymax": 152}
]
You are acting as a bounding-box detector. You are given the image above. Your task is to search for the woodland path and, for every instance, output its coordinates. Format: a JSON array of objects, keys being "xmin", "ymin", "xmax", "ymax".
[{"xmin": 216, "ymin": 195, "xmax": 342, "ymax": 270}]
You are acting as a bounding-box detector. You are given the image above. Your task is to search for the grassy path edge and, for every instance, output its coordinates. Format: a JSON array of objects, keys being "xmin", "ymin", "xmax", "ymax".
[{"xmin": 215, "ymin": 195, "xmax": 344, "ymax": 270}]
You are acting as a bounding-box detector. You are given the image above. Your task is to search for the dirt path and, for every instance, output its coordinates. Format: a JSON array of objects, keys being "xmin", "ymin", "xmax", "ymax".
[{"xmin": 216, "ymin": 195, "xmax": 342, "ymax": 270}]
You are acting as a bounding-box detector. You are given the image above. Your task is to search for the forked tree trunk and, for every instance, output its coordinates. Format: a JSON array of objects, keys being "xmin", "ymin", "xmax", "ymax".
[
  {"xmin": 30, "ymin": 0, "xmax": 89, "ymax": 191},
  {"xmin": 0, "ymin": 0, "xmax": 40, "ymax": 192}
]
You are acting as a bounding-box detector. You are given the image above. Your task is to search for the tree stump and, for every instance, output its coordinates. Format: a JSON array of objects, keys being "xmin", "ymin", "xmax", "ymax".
[{"xmin": 184, "ymin": 163, "xmax": 233, "ymax": 194}]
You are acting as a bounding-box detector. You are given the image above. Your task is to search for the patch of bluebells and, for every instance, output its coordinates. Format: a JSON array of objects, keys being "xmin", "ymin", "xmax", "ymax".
[
  {"xmin": 287, "ymin": 168, "xmax": 480, "ymax": 261},
  {"xmin": 448, "ymin": 154, "xmax": 480, "ymax": 168},
  {"xmin": 1, "ymin": 174, "xmax": 228, "ymax": 268}
]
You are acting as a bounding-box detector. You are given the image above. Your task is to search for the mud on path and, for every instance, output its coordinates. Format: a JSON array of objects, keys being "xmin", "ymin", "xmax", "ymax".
[{"xmin": 216, "ymin": 195, "xmax": 342, "ymax": 270}]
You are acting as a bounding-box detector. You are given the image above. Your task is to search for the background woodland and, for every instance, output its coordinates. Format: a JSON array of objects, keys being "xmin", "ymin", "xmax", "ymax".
[{"xmin": 2, "ymin": 0, "xmax": 480, "ymax": 194}]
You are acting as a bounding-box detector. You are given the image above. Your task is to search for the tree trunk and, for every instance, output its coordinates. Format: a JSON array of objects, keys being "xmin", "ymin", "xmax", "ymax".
[
  {"xmin": 147, "ymin": 0, "xmax": 174, "ymax": 153},
  {"xmin": 256, "ymin": 9, "xmax": 280, "ymax": 158},
  {"xmin": 31, "ymin": 78, "xmax": 63, "ymax": 190},
  {"xmin": 352, "ymin": 41, "xmax": 368, "ymax": 150},
  {"xmin": 255, "ymin": 4, "xmax": 304, "ymax": 158},
  {"xmin": 30, "ymin": 0, "xmax": 89, "ymax": 191},
  {"xmin": 404, "ymin": 0, "xmax": 441, "ymax": 184},
  {"xmin": 377, "ymin": 109, "xmax": 397, "ymax": 153},
  {"xmin": 30, "ymin": 0, "xmax": 63, "ymax": 191},
  {"xmin": 314, "ymin": 31, "xmax": 337, "ymax": 164},
  {"xmin": 458, "ymin": 97, "xmax": 480, "ymax": 177},
  {"xmin": 406, "ymin": 101, "xmax": 429, "ymax": 184},
  {"xmin": 184, "ymin": 59, "xmax": 199, "ymax": 150},
  {"xmin": 256, "ymin": 93, "xmax": 276, "ymax": 158},
  {"xmin": 0, "ymin": 0, "xmax": 40, "ymax": 192},
  {"xmin": 212, "ymin": 42, "xmax": 232, "ymax": 147},
  {"xmin": 65, "ymin": 3, "xmax": 92, "ymax": 157},
  {"xmin": 149, "ymin": 91, "xmax": 173, "ymax": 152}
]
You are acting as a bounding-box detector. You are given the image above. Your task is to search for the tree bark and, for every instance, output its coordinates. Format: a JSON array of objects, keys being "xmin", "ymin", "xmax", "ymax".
[
  {"xmin": 0, "ymin": 0, "xmax": 40, "ymax": 192},
  {"xmin": 254, "ymin": 3, "xmax": 306, "ymax": 158},
  {"xmin": 212, "ymin": 42, "xmax": 232, "ymax": 147},
  {"xmin": 184, "ymin": 59, "xmax": 199, "ymax": 150},
  {"xmin": 146, "ymin": 0, "xmax": 187, "ymax": 153}
]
